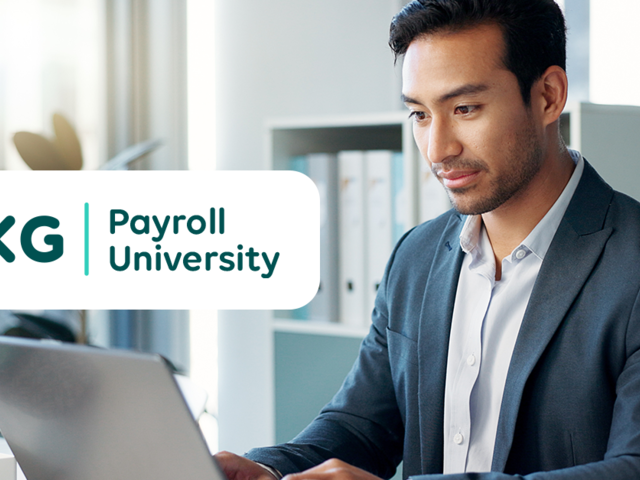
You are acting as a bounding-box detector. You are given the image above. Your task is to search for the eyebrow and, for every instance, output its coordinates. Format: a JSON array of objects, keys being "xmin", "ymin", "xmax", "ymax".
[{"xmin": 401, "ymin": 83, "xmax": 491, "ymax": 106}]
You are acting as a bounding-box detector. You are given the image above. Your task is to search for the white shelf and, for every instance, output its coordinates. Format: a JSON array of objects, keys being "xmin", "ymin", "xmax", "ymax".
[
  {"xmin": 272, "ymin": 319, "xmax": 369, "ymax": 338},
  {"xmin": 266, "ymin": 111, "xmax": 410, "ymax": 129}
]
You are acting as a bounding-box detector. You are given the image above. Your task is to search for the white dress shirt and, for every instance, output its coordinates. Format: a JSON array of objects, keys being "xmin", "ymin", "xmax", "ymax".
[{"xmin": 442, "ymin": 151, "xmax": 584, "ymax": 473}]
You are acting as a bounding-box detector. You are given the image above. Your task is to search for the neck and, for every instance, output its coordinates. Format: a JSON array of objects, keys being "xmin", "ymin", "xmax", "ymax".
[{"xmin": 482, "ymin": 148, "xmax": 575, "ymax": 279}]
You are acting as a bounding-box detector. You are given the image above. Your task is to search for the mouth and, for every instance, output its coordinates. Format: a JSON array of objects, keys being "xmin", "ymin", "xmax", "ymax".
[{"xmin": 436, "ymin": 169, "xmax": 481, "ymax": 190}]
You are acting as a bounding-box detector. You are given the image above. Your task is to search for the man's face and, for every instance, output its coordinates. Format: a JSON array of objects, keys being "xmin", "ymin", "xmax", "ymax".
[{"xmin": 402, "ymin": 24, "xmax": 544, "ymax": 216}]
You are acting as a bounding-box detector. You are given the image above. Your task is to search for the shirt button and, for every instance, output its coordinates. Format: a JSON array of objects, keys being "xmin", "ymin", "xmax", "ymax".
[
  {"xmin": 466, "ymin": 354, "xmax": 476, "ymax": 366},
  {"xmin": 515, "ymin": 249, "xmax": 526, "ymax": 260},
  {"xmin": 453, "ymin": 433, "xmax": 464, "ymax": 445}
]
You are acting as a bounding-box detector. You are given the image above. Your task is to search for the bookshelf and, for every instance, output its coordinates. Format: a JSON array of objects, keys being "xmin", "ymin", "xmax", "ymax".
[
  {"xmin": 267, "ymin": 112, "xmax": 424, "ymax": 333},
  {"xmin": 267, "ymin": 112, "xmax": 422, "ymax": 222}
]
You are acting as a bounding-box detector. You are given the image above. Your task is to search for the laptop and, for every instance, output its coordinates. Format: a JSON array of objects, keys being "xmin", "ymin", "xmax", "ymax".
[{"xmin": 0, "ymin": 336, "xmax": 227, "ymax": 480}]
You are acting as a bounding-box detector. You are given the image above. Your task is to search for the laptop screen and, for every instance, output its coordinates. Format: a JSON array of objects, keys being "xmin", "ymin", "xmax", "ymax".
[{"xmin": 0, "ymin": 337, "xmax": 226, "ymax": 480}]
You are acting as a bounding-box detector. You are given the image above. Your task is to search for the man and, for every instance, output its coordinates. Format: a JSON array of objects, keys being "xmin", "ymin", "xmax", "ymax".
[{"xmin": 216, "ymin": 0, "xmax": 640, "ymax": 478}]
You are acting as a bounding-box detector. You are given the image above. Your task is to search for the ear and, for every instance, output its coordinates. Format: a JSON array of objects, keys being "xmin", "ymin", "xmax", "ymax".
[{"xmin": 533, "ymin": 66, "xmax": 568, "ymax": 127}]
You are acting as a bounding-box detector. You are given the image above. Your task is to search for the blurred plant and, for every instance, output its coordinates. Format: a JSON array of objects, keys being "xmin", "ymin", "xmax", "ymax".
[{"xmin": 13, "ymin": 113, "xmax": 83, "ymax": 170}]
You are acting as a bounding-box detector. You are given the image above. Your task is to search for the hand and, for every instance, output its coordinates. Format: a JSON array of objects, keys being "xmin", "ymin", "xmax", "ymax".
[
  {"xmin": 214, "ymin": 451, "xmax": 279, "ymax": 480},
  {"xmin": 284, "ymin": 459, "xmax": 383, "ymax": 480}
]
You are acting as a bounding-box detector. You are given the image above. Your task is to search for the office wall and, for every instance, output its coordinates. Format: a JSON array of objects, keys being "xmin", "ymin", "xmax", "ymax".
[
  {"xmin": 216, "ymin": 0, "xmax": 402, "ymax": 454},
  {"xmin": 215, "ymin": 0, "xmax": 401, "ymax": 172}
]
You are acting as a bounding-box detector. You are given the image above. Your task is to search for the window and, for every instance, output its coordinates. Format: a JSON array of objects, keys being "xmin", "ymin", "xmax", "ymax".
[{"xmin": 0, "ymin": 0, "xmax": 104, "ymax": 171}]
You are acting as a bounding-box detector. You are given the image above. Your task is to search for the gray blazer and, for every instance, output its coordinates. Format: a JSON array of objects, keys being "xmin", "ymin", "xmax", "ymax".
[{"xmin": 247, "ymin": 160, "xmax": 640, "ymax": 479}]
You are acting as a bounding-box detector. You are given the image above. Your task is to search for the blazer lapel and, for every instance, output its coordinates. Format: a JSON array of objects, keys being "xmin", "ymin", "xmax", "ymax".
[
  {"xmin": 417, "ymin": 213, "xmax": 465, "ymax": 474},
  {"xmin": 492, "ymin": 161, "xmax": 615, "ymax": 471}
]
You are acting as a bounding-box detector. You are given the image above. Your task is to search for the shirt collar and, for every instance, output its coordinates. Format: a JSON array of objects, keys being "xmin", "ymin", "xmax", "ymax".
[
  {"xmin": 459, "ymin": 149, "xmax": 584, "ymax": 260},
  {"xmin": 459, "ymin": 214, "xmax": 482, "ymax": 255}
]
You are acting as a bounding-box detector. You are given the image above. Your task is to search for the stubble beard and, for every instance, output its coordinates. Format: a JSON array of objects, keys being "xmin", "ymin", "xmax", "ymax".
[{"xmin": 435, "ymin": 121, "xmax": 544, "ymax": 216}]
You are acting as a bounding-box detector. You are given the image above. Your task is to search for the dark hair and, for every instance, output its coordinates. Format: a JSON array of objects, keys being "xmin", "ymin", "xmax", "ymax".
[{"xmin": 389, "ymin": 0, "xmax": 566, "ymax": 105}]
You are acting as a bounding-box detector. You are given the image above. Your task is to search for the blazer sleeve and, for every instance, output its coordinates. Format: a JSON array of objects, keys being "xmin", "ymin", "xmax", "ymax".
[{"xmin": 245, "ymin": 232, "xmax": 410, "ymax": 479}]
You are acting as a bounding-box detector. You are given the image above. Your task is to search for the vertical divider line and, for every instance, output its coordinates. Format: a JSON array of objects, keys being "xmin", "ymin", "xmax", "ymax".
[{"xmin": 85, "ymin": 203, "xmax": 89, "ymax": 276}]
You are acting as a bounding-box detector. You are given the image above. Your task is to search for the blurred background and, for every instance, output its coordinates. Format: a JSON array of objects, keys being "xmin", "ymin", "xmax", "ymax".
[{"xmin": 0, "ymin": 0, "xmax": 638, "ymax": 459}]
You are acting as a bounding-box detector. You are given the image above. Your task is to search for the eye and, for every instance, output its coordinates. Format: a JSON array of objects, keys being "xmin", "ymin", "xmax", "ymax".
[
  {"xmin": 454, "ymin": 105, "xmax": 478, "ymax": 115},
  {"xmin": 408, "ymin": 111, "xmax": 427, "ymax": 122}
]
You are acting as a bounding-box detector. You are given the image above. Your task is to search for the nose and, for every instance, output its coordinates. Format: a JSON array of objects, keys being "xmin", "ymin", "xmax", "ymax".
[{"xmin": 417, "ymin": 116, "xmax": 462, "ymax": 166}]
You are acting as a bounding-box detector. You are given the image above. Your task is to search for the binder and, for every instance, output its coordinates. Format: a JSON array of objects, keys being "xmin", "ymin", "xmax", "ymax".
[
  {"xmin": 277, "ymin": 155, "xmax": 310, "ymax": 320},
  {"xmin": 288, "ymin": 155, "xmax": 309, "ymax": 176},
  {"xmin": 391, "ymin": 151, "xmax": 409, "ymax": 244},
  {"xmin": 338, "ymin": 151, "xmax": 367, "ymax": 327},
  {"xmin": 419, "ymin": 158, "xmax": 451, "ymax": 223},
  {"xmin": 307, "ymin": 153, "xmax": 339, "ymax": 323},
  {"xmin": 365, "ymin": 150, "xmax": 393, "ymax": 322}
]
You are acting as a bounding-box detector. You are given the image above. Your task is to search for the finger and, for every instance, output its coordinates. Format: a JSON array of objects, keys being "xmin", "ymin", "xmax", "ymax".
[
  {"xmin": 284, "ymin": 460, "xmax": 356, "ymax": 480},
  {"xmin": 286, "ymin": 471, "xmax": 347, "ymax": 480},
  {"xmin": 289, "ymin": 458, "xmax": 350, "ymax": 475},
  {"xmin": 214, "ymin": 451, "xmax": 275, "ymax": 480}
]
